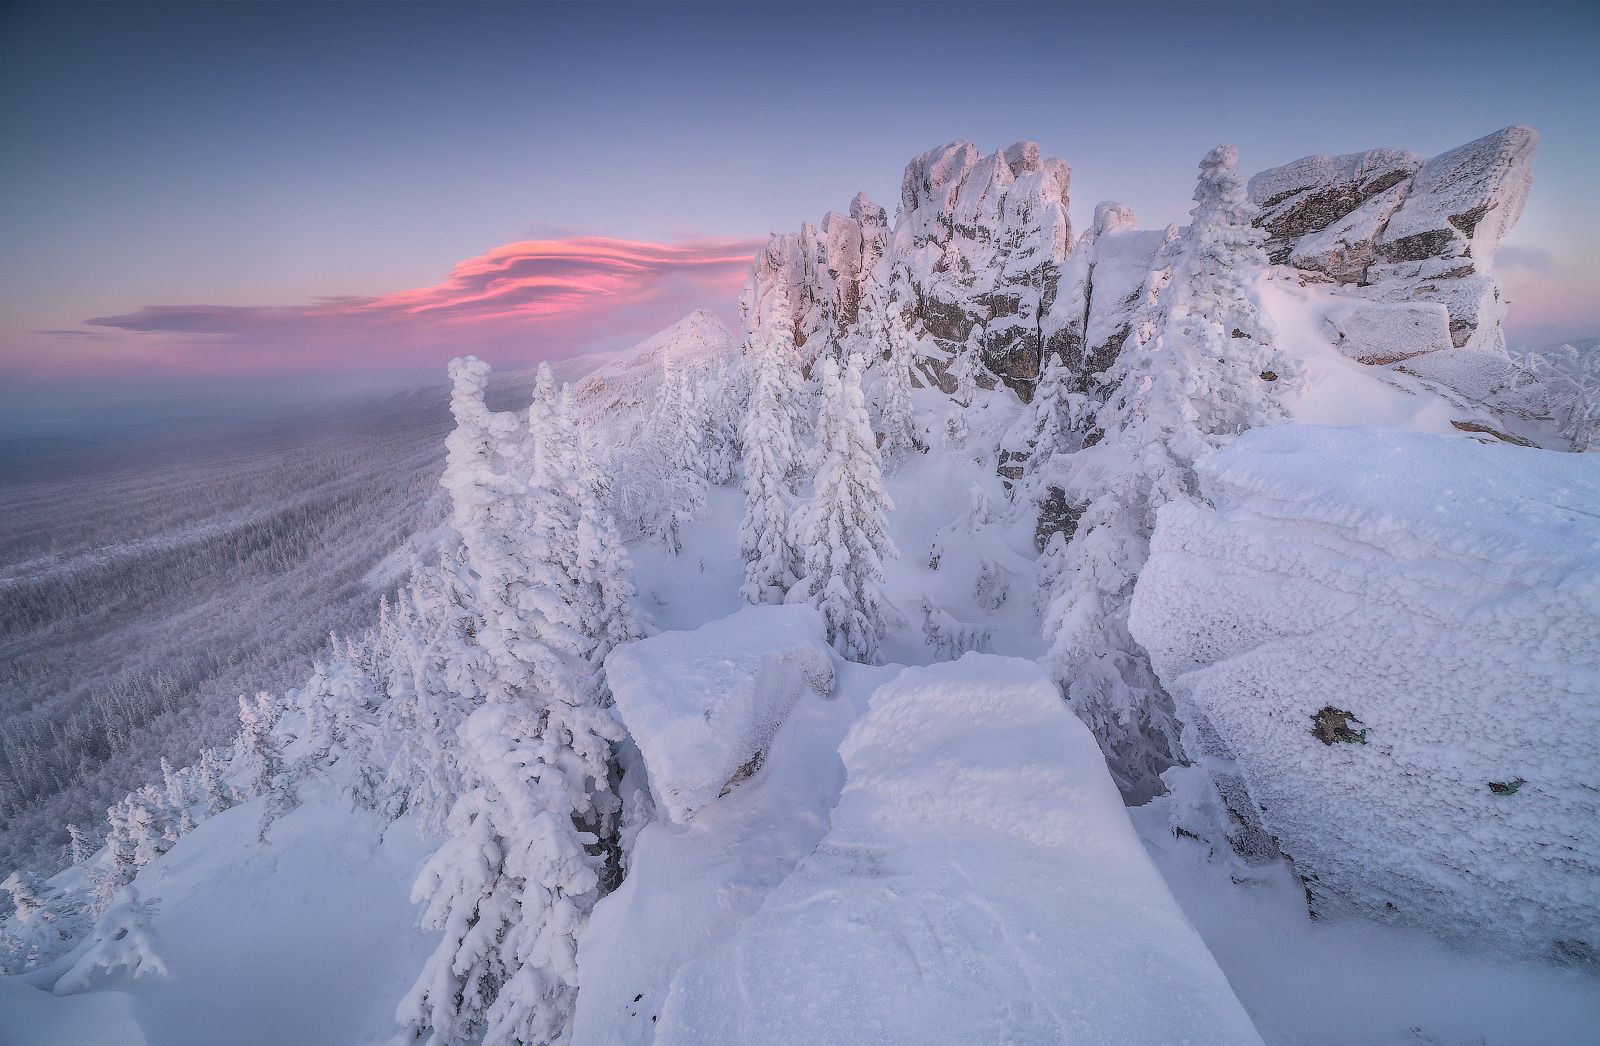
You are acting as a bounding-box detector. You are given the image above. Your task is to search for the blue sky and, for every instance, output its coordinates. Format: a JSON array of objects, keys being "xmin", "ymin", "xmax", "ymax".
[{"xmin": 1, "ymin": 1, "xmax": 1595, "ymax": 428}]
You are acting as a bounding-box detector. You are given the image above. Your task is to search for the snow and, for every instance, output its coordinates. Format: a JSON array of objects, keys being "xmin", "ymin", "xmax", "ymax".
[
  {"xmin": 1129, "ymin": 424, "xmax": 1600, "ymax": 958},
  {"xmin": 653, "ymin": 655, "xmax": 1265, "ymax": 1046},
  {"xmin": 2, "ymin": 782, "xmax": 437, "ymax": 1045},
  {"xmin": 1136, "ymin": 798, "xmax": 1600, "ymax": 1046},
  {"xmin": 1321, "ymin": 300, "xmax": 1452, "ymax": 365},
  {"xmin": 605, "ymin": 604, "xmax": 836, "ymax": 824},
  {"xmin": 1378, "ymin": 125, "xmax": 1538, "ymax": 270},
  {"xmin": 574, "ymin": 660, "xmax": 896, "ymax": 1046}
]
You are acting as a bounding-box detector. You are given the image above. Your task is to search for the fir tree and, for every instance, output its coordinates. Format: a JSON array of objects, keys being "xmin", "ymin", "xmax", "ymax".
[
  {"xmin": 876, "ymin": 290, "xmax": 921, "ymax": 468},
  {"xmin": 788, "ymin": 354, "xmax": 898, "ymax": 663},
  {"xmin": 738, "ymin": 326, "xmax": 802, "ymax": 605},
  {"xmin": 399, "ymin": 356, "xmax": 625, "ymax": 1046},
  {"xmin": 948, "ymin": 324, "xmax": 984, "ymax": 406},
  {"xmin": 1040, "ymin": 144, "xmax": 1288, "ymax": 801}
]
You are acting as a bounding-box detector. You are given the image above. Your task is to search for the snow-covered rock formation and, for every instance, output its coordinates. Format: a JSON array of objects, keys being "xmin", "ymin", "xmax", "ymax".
[
  {"xmin": 654, "ymin": 655, "xmax": 1265, "ymax": 1045},
  {"xmin": 743, "ymin": 140, "xmax": 1071, "ymax": 398},
  {"xmin": 1051, "ymin": 201, "xmax": 1170, "ymax": 387},
  {"xmin": 605, "ymin": 605, "xmax": 836, "ymax": 824},
  {"xmin": 743, "ymin": 128, "xmax": 1535, "ymax": 410},
  {"xmin": 1249, "ymin": 126, "xmax": 1538, "ymax": 391},
  {"xmin": 1129, "ymin": 425, "xmax": 1600, "ymax": 960}
]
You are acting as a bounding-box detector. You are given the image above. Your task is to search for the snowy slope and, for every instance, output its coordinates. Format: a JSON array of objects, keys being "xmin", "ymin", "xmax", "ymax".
[
  {"xmin": 3, "ymin": 781, "xmax": 436, "ymax": 1046},
  {"xmin": 654, "ymin": 655, "xmax": 1263, "ymax": 1046}
]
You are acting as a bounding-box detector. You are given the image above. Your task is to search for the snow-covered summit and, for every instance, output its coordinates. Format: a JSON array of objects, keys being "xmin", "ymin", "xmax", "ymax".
[{"xmin": 573, "ymin": 309, "xmax": 736, "ymax": 440}]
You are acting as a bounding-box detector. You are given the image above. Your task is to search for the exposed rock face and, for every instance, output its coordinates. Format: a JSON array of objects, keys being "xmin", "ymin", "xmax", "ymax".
[
  {"xmin": 1050, "ymin": 203, "xmax": 1169, "ymax": 385},
  {"xmin": 743, "ymin": 141, "xmax": 1071, "ymax": 398},
  {"xmin": 739, "ymin": 195, "xmax": 889, "ymax": 369},
  {"xmin": 893, "ymin": 141, "xmax": 1073, "ymax": 396},
  {"xmin": 739, "ymin": 127, "xmax": 1535, "ymax": 407},
  {"xmin": 1249, "ymin": 148, "xmax": 1422, "ymax": 263},
  {"xmin": 1250, "ymin": 126, "xmax": 1538, "ymax": 358}
]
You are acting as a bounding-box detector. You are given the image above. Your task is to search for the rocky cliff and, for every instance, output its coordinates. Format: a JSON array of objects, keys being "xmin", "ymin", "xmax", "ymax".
[{"xmin": 741, "ymin": 126, "xmax": 1536, "ymax": 403}]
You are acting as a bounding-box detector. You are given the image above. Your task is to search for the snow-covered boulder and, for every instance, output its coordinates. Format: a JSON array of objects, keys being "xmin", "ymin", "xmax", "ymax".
[
  {"xmin": 1249, "ymin": 127, "xmax": 1537, "ymax": 366},
  {"xmin": 1376, "ymin": 124, "xmax": 1537, "ymax": 272},
  {"xmin": 605, "ymin": 605, "xmax": 836, "ymax": 824},
  {"xmin": 654, "ymin": 655, "xmax": 1265, "ymax": 1045},
  {"xmin": 1129, "ymin": 425, "xmax": 1600, "ymax": 959},
  {"xmin": 1322, "ymin": 301, "xmax": 1452, "ymax": 365}
]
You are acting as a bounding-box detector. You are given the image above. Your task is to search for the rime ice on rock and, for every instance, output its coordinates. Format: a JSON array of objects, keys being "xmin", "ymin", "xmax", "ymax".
[
  {"xmin": 1129, "ymin": 425, "xmax": 1600, "ymax": 959},
  {"xmin": 604, "ymin": 605, "xmax": 836, "ymax": 824},
  {"xmin": 1248, "ymin": 126, "xmax": 1539, "ymax": 381}
]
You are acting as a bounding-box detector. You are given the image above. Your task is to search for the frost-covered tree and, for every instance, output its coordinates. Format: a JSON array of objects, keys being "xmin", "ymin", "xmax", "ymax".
[
  {"xmin": 948, "ymin": 324, "xmax": 985, "ymax": 406},
  {"xmin": 236, "ymin": 691, "xmax": 294, "ymax": 841},
  {"xmin": 572, "ymin": 432, "xmax": 645, "ymax": 683},
  {"xmin": 652, "ymin": 357, "xmax": 708, "ymax": 556},
  {"xmin": 53, "ymin": 886, "xmax": 167, "ymax": 995},
  {"xmin": 196, "ymin": 747, "xmax": 234, "ymax": 816},
  {"xmin": 399, "ymin": 356, "xmax": 624, "ymax": 1046},
  {"xmin": 788, "ymin": 354, "xmax": 897, "ymax": 663},
  {"xmin": 876, "ymin": 295, "xmax": 921, "ymax": 469},
  {"xmin": 1041, "ymin": 144, "xmax": 1289, "ymax": 801},
  {"xmin": 702, "ymin": 357, "xmax": 744, "ymax": 485},
  {"xmin": 1511, "ymin": 343, "xmax": 1600, "ymax": 451},
  {"xmin": 1019, "ymin": 351, "xmax": 1087, "ymax": 497},
  {"xmin": 381, "ymin": 552, "xmax": 491, "ymax": 834},
  {"xmin": 65, "ymin": 823, "xmax": 93, "ymax": 866},
  {"xmin": 738, "ymin": 325, "xmax": 803, "ymax": 605}
]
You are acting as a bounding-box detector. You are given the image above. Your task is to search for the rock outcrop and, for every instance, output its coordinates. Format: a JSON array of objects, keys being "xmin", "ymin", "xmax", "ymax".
[
  {"xmin": 1249, "ymin": 126, "xmax": 1538, "ymax": 362},
  {"xmin": 740, "ymin": 126, "xmax": 1536, "ymax": 408},
  {"xmin": 743, "ymin": 141, "xmax": 1072, "ymax": 398},
  {"xmin": 1050, "ymin": 202, "xmax": 1170, "ymax": 385}
]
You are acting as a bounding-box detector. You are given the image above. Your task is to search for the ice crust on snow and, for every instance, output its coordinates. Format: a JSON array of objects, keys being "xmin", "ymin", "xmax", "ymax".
[
  {"xmin": 654, "ymin": 655, "xmax": 1265, "ymax": 1045},
  {"xmin": 1129, "ymin": 425, "xmax": 1600, "ymax": 958},
  {"xmin": 605, "ymin": 605, "xmax": 836, "ymax": 824}
]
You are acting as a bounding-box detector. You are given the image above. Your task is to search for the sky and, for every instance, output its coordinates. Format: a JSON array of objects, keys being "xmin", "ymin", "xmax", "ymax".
[{"xmin": 1, "ymin": 0, "xmax": 1596, "ymax": 432}]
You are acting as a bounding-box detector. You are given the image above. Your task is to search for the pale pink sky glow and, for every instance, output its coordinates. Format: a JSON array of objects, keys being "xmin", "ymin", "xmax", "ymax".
[{"xmin": 12, "ymin": 235, "xmax": 765, "ymax": 382}]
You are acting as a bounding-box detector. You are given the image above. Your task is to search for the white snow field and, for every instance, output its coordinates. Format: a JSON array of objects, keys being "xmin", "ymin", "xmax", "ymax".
[
  {"xmin": 1130, "ymin": 425, "xmax": 1600, "ymax": 958},
  {"xmin": 1, "ymin": 779, "xmax": 437, "ymax": 1046},
  {"xmin": 653, "ymin": 655, "xmax": 1264, "ymax": 1046},
  {"xmin": 605, "ymin": 604, "xmax": 836, "ymax": 825}
]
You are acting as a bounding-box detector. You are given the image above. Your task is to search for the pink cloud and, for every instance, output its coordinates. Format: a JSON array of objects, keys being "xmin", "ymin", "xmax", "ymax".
[{"xmin": 20, "ymin": 235, "xmax": 764, "ymax": 380}]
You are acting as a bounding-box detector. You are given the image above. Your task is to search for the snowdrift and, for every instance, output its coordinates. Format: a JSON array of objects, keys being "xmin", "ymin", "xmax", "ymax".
[
  {"xmin": 1130, "ymin": 425, "xmax": 1600, "ymax": 958},
  {"xmin": 605, "ymin": 605, "xmax": 836, "ymax": 824},
  {"xmin": 654, "ymin": 654, "xmax": 1264, "ymax": 1045}
]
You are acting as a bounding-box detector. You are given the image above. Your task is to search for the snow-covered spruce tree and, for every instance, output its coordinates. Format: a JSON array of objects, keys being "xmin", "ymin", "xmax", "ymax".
[
  {"xmin": 651, "ymin": 356, "xmax": 708, "ymax": 556},
  {"xmin": 398, "ymin": 357, "xmax": 623, "ymax": 1046},
  {"xmin": 572, "ymin": 428, "xmax": 645, "ymax": 684},
  {"xmin": 1040, "ymin": 144, "xmax": 1289, "ymax": 802},
  {"xmin": 53, "ymin": 886, "xmax": 166, "ymax": 995},
  {"xmin": 1018, "ymin": 351, "xmax": 1087, "ymax": 503},
  {"xmin": 873, "ymin": 287, "xmax": 922, "ymax": 469},
  {"xmin": 788, "ymin": 354, "xmax": 898, "ymax": 663},
  {"xmin": 738, "ymin": 325, "xmax": 803, "ymax": 605},
  {"xmin": 381, "ymin": 550, "xmax": 493, "ymax": 834},
  {"xmin": 701, "ymin": 357, "xmax": 744, "ymax": 486},
  {"xmin": 196, "ymin": 746, "xmax": 234, "ymax": 816},
  {"xmin": 65, "ymin": 823, "xmax": 92, "ymax": 866},
  {"xmin": 236, "ymin": 690, "xmax": 294, "ymax": 841},
  {"xmin": 948, "ymin": 324, "xmax": 984, "ymax": 407}
]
